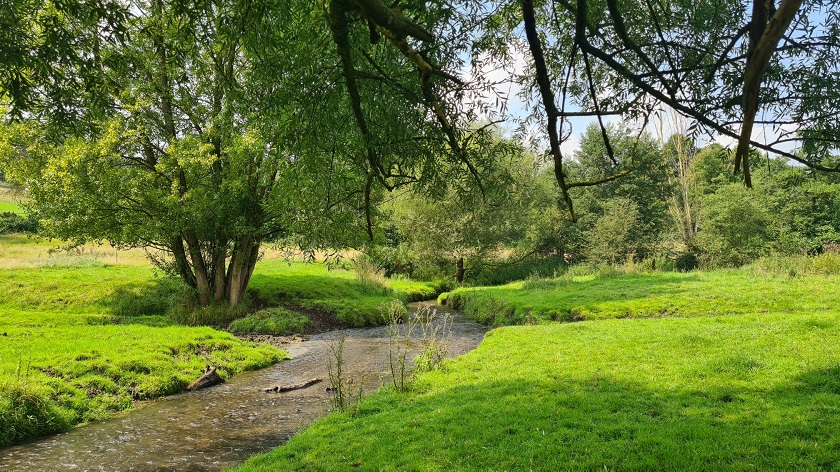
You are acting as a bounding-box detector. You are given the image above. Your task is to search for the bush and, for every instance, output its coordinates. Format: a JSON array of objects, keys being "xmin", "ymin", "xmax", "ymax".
[
  {"xmin": 584, "ymin": 197, "xmax": 642, "ymax": 264},
  {"xmin": 697, "ymin": 183, "xmax": 771, "ymax": 267},
  {"xmin": 674, "ymin": 251, "xmax": 700, "ymax": 271},
  {"xmin": 229, "ymin": 308, "xmax": 310, "ymax": 335},
  {"xmin": 0, "ymin": 212, "xmax": 38, "ymax": 234}
]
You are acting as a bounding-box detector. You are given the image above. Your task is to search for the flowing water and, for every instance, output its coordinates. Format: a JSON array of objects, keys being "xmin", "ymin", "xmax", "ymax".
[{"xmin": 0, "ymin": 304, "xmax": 487, "ymax": 471}]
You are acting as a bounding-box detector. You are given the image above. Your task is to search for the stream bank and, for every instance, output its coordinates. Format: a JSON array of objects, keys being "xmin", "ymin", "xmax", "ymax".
[{"xmin": 0, "ymin": 303, "xmax": 487, "ymax": 471}]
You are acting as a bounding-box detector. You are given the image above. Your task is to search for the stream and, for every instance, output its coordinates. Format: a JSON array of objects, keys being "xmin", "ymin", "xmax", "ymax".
[{"xmin": 0, "ymin": 303, "xmax": 488, "ymax": 471}]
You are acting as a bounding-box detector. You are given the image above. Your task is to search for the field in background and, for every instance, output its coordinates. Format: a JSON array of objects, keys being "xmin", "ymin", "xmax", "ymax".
[{"xmin": 0, "ymin": 182, "xmax": 23, "ymax": 214}]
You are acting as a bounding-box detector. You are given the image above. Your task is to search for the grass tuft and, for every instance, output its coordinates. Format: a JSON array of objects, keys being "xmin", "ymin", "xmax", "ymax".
[{"xmin": 229, "ymin": 307, "xmax": 311, "ymax": 335}]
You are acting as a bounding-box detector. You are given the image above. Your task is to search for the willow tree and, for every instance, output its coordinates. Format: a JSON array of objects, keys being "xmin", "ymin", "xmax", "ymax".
[
  {"xmin": 321, "ymin": 0, "xmax": 509, "ymax": 226},
  {"xmin": 1, "ymin": 1, "xmax": 369, "ymax": 308},
  {"xmin": 473, "ymin": 0, "xmax": 840, "ymax": 219}
]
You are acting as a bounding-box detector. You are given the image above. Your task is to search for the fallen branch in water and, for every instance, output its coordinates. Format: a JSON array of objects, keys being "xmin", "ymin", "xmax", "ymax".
[
  {"xmin": 263, "ymin": 378, "xmax": 323, "ymax": 393},
  {"xmin": 187, "ymin": 365, "xmax": 223, "ymax": 391}
]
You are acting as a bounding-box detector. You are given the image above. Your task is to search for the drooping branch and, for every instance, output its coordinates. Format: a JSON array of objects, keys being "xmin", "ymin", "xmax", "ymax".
[
  {"xmin": 522, "ymin": 0, "xmax": 639, "ymax": 221},
  {"xmin": 734, "ymin": 0, "xmax": 805, "ymax": 186},
  {"xmin": 521, "ymin": 0, "xmax": 576, "ymax": 220},
  {"xmin": 581, "ymin": 49, "xmax": 618, "ymax": 166},
  {"xmin": 572, "ymin": 0, "xmax": 838, "ymax": 173},
  {"xmin": 373, "ymin": 20, "xmax": 486, "ymax": 196},
  {"xmin": 328, "ymin": 0, "xmax": 390, "ymax": 189},
  {"xmin": 352, "ymin": 0, "xmax": 435, "ymax": 43},
  {"xmin": 605, "ymin": 0, "xmax": 676, "ymax": 97}
]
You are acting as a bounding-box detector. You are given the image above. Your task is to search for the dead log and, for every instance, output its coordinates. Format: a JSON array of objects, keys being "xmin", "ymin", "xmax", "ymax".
[
  {"xmin": 263, "ymin": 378, "xmax": 323, "ymax": 393},
  {"xmin": 187, "ymin": 365, "xmax": 223, "ymax": 391}
]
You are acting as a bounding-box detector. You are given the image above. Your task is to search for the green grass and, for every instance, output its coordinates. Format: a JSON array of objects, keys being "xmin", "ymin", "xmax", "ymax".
[
  {"xmin": 229, "ymin": 307, "xmax": 311, "ymax": 335},
  {"xmin": 0, "ymin": 238, "xmax": 443, "ymax": 446},
  {"xmin": 237, "ymin": 265, "xmax": 840, "ymax": 470},
  {"xmin": 248, "ymin": 260, "xmax": 444, "ymax": 326},
  {"xmin": 0, "ymin": 182, "xmax": 24, "ymax": 214},
  {"xmin": 0, "ymin": 257, "xmax": 284, "ymax": 446},
  {"xmin": 0, "ymin": 201, "xmax": 22, "ymax": 213},
  {"xmin": 238, "ymin": 311, "xmax": 840, "ymax": 471},
  {"xmin": 445, "ymin": 268, "xmax": 840, "ymax": 325}
]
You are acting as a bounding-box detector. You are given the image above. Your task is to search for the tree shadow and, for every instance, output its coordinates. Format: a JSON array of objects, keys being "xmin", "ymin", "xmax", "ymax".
[
  {"xmin": 96, "ymin": 278, "xmax": 186, "ymax": 327},
  {"xmin": 275, "ymin": 369, "xmax": 840, "ymax": 470}
]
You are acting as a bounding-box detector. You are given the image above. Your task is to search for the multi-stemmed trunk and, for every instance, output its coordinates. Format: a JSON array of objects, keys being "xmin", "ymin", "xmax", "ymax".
[{"xmin": 169, "ymin": 235, "xmax": 261, "ymax": 308}]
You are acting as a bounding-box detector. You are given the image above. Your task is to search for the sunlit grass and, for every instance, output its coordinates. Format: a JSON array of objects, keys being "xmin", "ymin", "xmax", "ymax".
[
  {"xmin": 238, "ymin": 311, "xmax": 840, "ymax": 470},
  {"xmin": 249, "ymin": 260, "xmax": 443, "ymax": 326},
  {"xmin": 446, "ymin": 269, "xmax": 840, "ymax": 325},
  {"xmin": 0, "ymin": 240, "xmax": 285, "ymax": 446},
  {"xmin": 238, "ymin": 265, "xmax": 840, "ymax": 470},
  {"xmin": 0, "ymin": 237, "xmax": 442, "ymax": 446}
]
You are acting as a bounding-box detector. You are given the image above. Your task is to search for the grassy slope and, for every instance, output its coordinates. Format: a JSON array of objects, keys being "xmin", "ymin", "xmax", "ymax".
[
  {"xmin": 239, "ymin": 268, "xmax": 840, "ymax": 471},
  {"xmin": 248, "ymin": 261, "xmax": 442, "ymax": 326},
  {"xmin": 445, "ymin": 269, "xmax": 840, "ymax": 325},
  {"xmin": 0, "ymin": 257, "xmax": 282, "ymax": 446},
  {"xmin": 0, "ymin": 236, "xmax": 439, "ymax": 446}
]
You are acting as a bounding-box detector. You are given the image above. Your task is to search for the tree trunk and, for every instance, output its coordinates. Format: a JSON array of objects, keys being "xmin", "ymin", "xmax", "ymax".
[
  {"xmin": 184, "ymin": 232, "xmax": 212, "ymax": 306},
  {"xmin": 170, "ymin": 237, "xmax": 196, "ymax": 289},
  {"xmin": 212, "ymin": 244, "xmax": 227, "ymax": 302},
  {"xmin": 455, "ymin": 256, "xmax": 465, "ymax": 283},
  {"xmin": 226, "ymin": 238, "xmax": 261, "ymax": 308}
]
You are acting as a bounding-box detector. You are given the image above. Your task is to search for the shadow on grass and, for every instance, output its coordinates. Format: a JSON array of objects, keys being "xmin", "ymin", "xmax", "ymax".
[
  {"xmin": 97, "ymin": 278, "xmax": 187, "ymax": 327},
  {"xmin": 247, "ymin": 267, "xmax": 439, "ymax": 327},
  {"xmin": 253, "ymin": 371, "xmax": 840, "ymax": 471},
  {"xmin": 451, "ymin": 273, "xmax": 713, "ymax": 325}
]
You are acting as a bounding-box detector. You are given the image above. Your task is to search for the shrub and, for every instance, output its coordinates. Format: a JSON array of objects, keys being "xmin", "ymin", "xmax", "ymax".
[
  {"xmin": 0, "ymin": 212, "xmax": 38, "ymax": 234},
  {"xmin": 674, "ymin": 251, "xmax": 700, "ymax": 271},
  {"xmin": 584, "ymin": 198, "xmax": 642, "ymax": 264},
  {"xmin": 229, "ymin": 308, "xmax": 310, "ymax": 335},
  {"xmin": 697, "ymin": 183, "xmax": 771, "ymax": 267}
]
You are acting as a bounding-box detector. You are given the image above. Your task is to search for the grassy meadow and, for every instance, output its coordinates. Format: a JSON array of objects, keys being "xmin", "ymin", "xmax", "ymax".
[
  {"xmin": 444, "ymin": 259, "xmax": 840, "ymax": 326},
  {"xmin": 0, "ymin": 182, "xmax": 23, "ymax": 214},
  {"xmin": 239, "ymin": 260, "xmax": 840, "ymax": 470},
  {"xmin": 0, "ymin": 235, "xmax": 438, "ymax": 447}
]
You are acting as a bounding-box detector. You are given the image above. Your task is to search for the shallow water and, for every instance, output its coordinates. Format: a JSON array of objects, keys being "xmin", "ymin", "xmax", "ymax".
[{"xmin": 0, "ymin": 304, "xmax": 487, "ymax": 471}]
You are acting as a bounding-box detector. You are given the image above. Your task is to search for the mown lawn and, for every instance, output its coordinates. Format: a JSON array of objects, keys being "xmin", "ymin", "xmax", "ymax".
[
  {"xmin": 0, "ymin": 237, "xmax": 438, "ymax": 446},
  {"xmin": 238, "ymin": 266, "xmax": 840, "ymax": 470}
]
